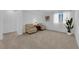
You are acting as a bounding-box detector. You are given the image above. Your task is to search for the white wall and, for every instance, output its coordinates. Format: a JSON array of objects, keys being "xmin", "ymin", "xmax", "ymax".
[
  {"xmin": 16, "ymin": 11, "xmax": 23, "ymax": 35},
  {"xmin": 3, "ymin": 11, "xmax": 17, "ymax": 33},
  {"xmin": 0, "ymin": 11, "xmax": 3, "ymax": 40},
  {"xmin": 74, "ymin": 11, "xmax": 79, "ymax": 47},
  {"xmin": 23, "ymin": 11, "xmax": 74, "ymax": 33},
  {"xmin": 23, "ymin": 11, "xmax": 46, "ymax": 25},
  {"xmin": 3, "ymin": 10, "xmax": 48, "ymax": 35},
  {"xmin": 3, "ymin": 11, "xmax": 23, "ymax": 35},
  {"xmin": 44, "ymin": 11, "xmax": 73, "ymax": 33},
  {"xmin": 3, "ymin": 10, "xmax": 75, "ymax": 36}
]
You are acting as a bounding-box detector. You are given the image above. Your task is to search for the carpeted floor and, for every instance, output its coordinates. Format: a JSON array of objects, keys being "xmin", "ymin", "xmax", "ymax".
[{"xmin": 1, "ymin": 30, "xmax": 78, "ymax": 49}]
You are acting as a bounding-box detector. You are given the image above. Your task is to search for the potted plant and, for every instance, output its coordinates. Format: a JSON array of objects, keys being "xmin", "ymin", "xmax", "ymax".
[{"xmin": 65, "ymin": 18, "xmax": 74, "ymax": 35}]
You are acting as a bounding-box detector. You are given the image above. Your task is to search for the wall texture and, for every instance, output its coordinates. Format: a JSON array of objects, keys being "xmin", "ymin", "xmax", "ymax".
[
  {"xmin": 23, "ymin": 11, "xmax": 45, "ymax": 25},
  {"xmin": 16, "ymin": 11, "xmax": 23, "ymax": 35},
  {"xmin": 0, "ymin": 11, "xmax": 3, "ymax": 40},
  {"xmin": 3, "ymin": 10, "xmax": 75, "ymax": 34},
  {"xmin": 23, "ymin": 11, "xmax": 74, "ymax": 33},
  {"xmin": 3, "ymin": 11, "xmax": 23, "ymax": 35},
  {"xmin": 74, "ymin": 11, "xmax": 79, "ymax": 47},
  {"xmin": 44, "ymin": 11, "xmax": 73, "ymax": 33},
  {"xmin": 3, "ymin": 11, "xmax": 18, "ymax": 33}
]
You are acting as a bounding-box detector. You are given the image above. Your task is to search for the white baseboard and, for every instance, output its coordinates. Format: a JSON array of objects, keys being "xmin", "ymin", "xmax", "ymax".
[
  {"xmin": 16, "ymin": 31, "xmax": 23, "ymax": 35},
  {"xmin": 75, "ymin": 39, "xmax": 79, "ymax": 48},
  {"xmin": 74, "ymin": 33, "xmax": 79, "ymax": 48},
  {"xmin": 0, "ymin": 35, "xmax": 3, "ymax": 40}
]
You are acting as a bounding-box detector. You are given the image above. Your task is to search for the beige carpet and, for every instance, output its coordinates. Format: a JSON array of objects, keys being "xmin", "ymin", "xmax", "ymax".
[{"xmin": 1, "ymin": 30, "xmax": 78, "ymax": 49}]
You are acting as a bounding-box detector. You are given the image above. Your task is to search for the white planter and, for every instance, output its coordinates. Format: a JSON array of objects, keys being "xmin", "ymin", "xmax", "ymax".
[{"xmin": 67, "ymin": 32, "xmax": 72, "ymax": 35}]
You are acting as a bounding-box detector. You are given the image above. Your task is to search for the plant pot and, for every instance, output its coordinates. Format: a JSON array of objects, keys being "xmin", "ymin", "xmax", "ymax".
[{"xmin": 67, "ymin": 32, "xmax": 72, "ymax": 35}]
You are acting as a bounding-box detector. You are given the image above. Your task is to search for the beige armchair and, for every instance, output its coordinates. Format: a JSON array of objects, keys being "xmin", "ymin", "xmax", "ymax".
[{"xmin": 25, "ymin": 24, "xmax": 37, "ymax": 34}]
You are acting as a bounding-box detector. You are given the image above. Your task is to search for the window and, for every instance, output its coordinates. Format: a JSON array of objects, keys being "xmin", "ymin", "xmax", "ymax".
[
  {"xmin": 53, "ymin": 13, "xmax": 59, "ymax": 24},
  {"xmin": 53, "ymin": 12, "xmax": 70, "ymax": 24},
  {"xmin": 53, "ymin": 13, "xmax": 63, "ymax": 24},
  {"xmin": 59, "ymin": 13, "xmax": 63, "ymax": 23}
]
